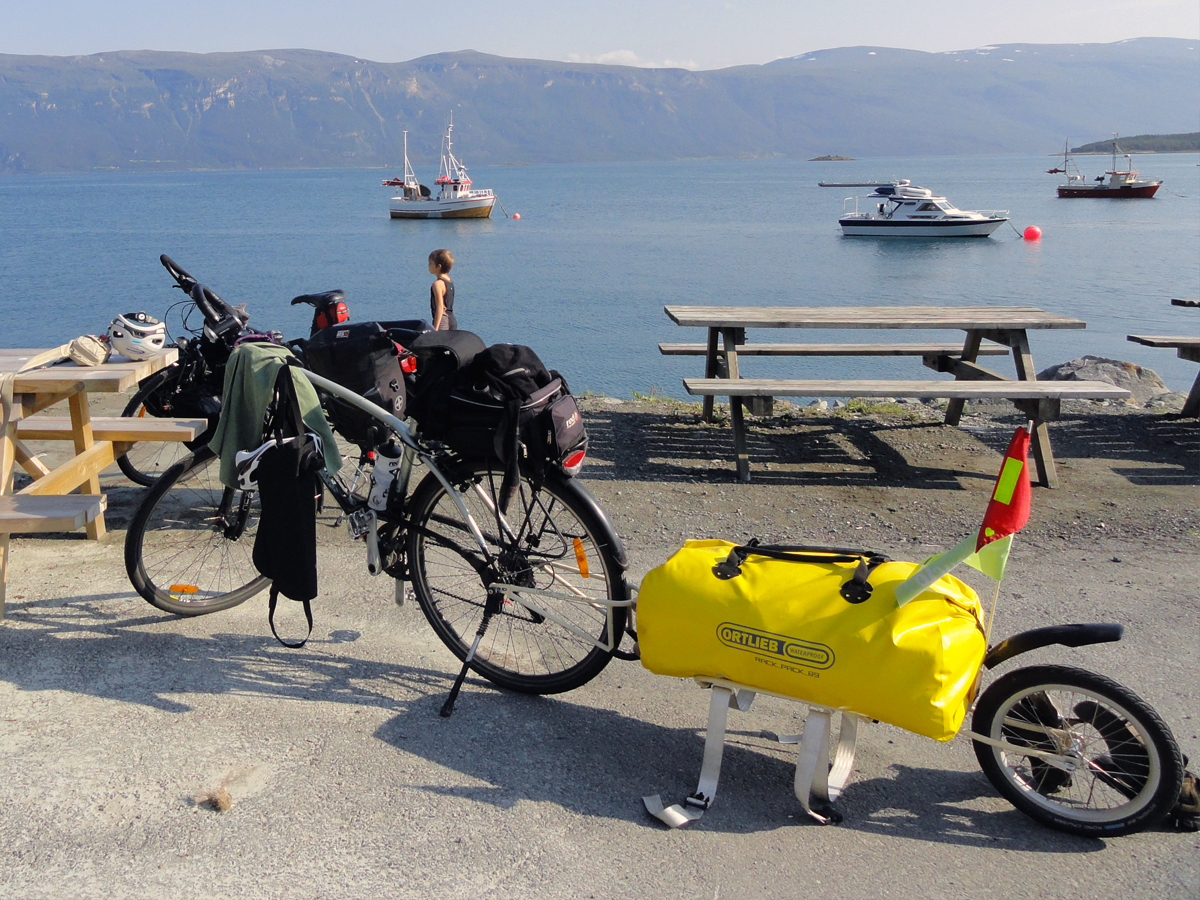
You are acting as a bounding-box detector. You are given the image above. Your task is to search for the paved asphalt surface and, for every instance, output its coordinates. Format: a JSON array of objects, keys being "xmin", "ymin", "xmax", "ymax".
[{"xmin": 1, "ymin": 401, "xmax": 1197, "ymax": 899}]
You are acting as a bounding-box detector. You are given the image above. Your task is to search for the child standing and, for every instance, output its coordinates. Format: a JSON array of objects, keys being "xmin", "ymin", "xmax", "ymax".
[{"xmin": 428, "ymin": 249, "xmax": 456, "ymax": 331}]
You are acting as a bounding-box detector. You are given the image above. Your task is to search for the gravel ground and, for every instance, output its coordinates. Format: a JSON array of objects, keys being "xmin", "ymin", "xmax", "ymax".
[{"xmin": 1, "ymin": 395, "xmax": 1196, "ymax": 899}]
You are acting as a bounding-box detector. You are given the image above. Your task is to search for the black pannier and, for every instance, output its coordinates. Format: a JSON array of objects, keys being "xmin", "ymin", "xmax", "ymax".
[
  {"xmin": 425, "ymin": 342, "xmax": 588, "ymax": 479},
  {"xmin": 377, "ymin": 319, "xmax": 434, "ymax": 350},
  {"xmin": 303, "ymin": 321, "xmax": 414, "ymax": 445},
  {"xmin": 405, "ymin": 330, "xmax": 487, "ymax": 432}
]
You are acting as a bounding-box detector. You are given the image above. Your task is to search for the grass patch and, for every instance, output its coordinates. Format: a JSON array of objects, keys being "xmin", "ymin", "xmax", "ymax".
[{"xmin": 840, "ymin": 398, "xmax": 912, "ymax": 417}]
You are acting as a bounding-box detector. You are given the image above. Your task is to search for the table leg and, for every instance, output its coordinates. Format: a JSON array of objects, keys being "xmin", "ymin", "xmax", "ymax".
[
  {"xmin": 945, "ymin": 331, "xmax": 983, "ymax": 426},
  {"xmin": 1008, "ymin": 331, "xmax": 1058, "ymax": 489},
  {"xmin": 0, "ymin": 535, "xmax": 8, "ymax": 619},
  {"xmin": 702, "ymin": 328, "xmax": 720, "ymax": 422},
  {"xmin": 67, "ymin": 391, "xmax": 106, "ymax": 540},
  {"xmin": 722, "ymin": 328, "xmax": 742, "ymax": 383},
  {"xmin": 13, "ymin": 439, "xmax": 52, "ymax": 479},
  {"xmin": 1182, "ymin": 369, "xmax": 1200, "ymax": 418},
  {"xmin": 730, "ymin": 395, "xmax": 750, "ymax": 483},
  {"xmin": 722, "ymin": 329, "xmax": 751, "ymax": 481},
  {"xmin": 1, "ymin": 379, "xmax": 15, "ymax": 617}
]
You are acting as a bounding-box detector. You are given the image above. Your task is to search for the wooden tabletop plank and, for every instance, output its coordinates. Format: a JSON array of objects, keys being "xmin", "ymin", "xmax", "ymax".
[
  {"xmin": 0, "ymin": 349, "xmax": 176, "ymax": 379},
  {"xmin": 1127, "ymin": 335, "xmax": 1200, "ymax": 348},
  {"xmin": 664, "ymin": 305, "xmax": 1087, "ymax": 330},
  {"xmin": 8, "ymin": 368, "xmax": 141, "ymax": 394}
]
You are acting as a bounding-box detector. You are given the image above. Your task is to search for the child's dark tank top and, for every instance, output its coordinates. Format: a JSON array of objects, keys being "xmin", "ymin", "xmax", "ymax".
[{"xmin": 430, "ymin": 279, "xmax": 456, "ymax": 330}]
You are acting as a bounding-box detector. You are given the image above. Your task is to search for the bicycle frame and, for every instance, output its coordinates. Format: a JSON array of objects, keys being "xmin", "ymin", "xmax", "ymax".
[{"xmin": 301, "ymin": 368, "xmax": 633, "ymax": 652}]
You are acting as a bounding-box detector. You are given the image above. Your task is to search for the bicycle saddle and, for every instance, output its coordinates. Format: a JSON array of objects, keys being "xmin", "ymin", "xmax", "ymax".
[{"xmin": 291, "ymin": 290, "xmax": 346, "ymax": 307}]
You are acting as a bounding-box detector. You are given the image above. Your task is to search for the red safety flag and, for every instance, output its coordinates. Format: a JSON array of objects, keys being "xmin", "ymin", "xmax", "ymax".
[
  {"xmin": 976, "ymin": 426, "xmax": 1031, "ymax": 551},
  {"xmin": 895, "ymin": 424, "xmax": 1033, "ymax": 605}
]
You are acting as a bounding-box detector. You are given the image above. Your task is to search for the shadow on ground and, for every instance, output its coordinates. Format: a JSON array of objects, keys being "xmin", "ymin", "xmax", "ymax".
[
  {"xmin": 375, "ymin": 688, "xmax": 1110, "ymax": 850},
  {"xmin": 581, "ymin": 402, "xmax": 1197, "ymax": 488}
]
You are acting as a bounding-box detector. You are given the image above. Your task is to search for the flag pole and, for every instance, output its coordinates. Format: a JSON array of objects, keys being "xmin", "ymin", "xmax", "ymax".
[
  {"xmin": 983, "ymin": 579, "xmax": 1003, "ymax": 647},
  {"xmin": 894, "ymin": 421, "xmax": 1034, "ymax": 608}
]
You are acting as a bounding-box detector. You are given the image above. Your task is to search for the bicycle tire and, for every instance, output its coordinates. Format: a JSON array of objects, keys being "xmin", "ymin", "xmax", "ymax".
[
  {"xmin": 125, "ymin": 445, "xmax": 270, "ymax": 615},
  {"xmin": 406, "ymin": 463, "xmax": 629, "ymax": 695},
  {"xmin": 972, "ymin": 664, "xmax": 1183, "ymax": 837},
  {"xmin": 116, "ymin": 366, "xmax": 211, "ymax": 486}
]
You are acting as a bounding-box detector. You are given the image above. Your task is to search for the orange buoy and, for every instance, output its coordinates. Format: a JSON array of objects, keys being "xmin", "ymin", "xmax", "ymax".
[{"xmin": 1023, "ymin": 225, "xmax": 1042, "ymax": 241}]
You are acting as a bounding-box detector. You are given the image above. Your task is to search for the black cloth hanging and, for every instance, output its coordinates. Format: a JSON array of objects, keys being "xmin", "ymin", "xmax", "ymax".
[{"xmin": 250, "ymin": 364, "xmax": 325, "ymax": 647}]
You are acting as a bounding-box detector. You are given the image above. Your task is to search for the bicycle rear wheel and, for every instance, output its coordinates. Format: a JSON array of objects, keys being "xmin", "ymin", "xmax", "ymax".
[
  {"xmin": 125, "ymin": 446, "xmax": 269, "ymax": 615},
  {"xmin": 972, "ymin": 664, "xmax": 1183, "ymax": 837},
  {"xmin": 406, "ymin": 463, "xmax": 629, "ymax": 694},
  {"xmin": 116, "ymin": 366, "xmax": 213, "ymax": 486}
]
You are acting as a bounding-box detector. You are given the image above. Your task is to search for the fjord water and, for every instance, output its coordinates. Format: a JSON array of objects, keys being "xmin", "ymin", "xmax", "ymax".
[{"xmin": 2, "ymin": 155, "xmax": 1197, "ymax": 398}]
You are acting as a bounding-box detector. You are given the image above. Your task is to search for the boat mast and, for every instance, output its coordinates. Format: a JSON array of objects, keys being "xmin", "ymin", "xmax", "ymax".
[
  {"xmin": 438, "ymin": 113, "xmax": 472, "ymax": 187},
  {"xmin": 1106, "ymin": 133, "xmax": 1133, "ymax": 176},
  {"xmin": 403, "ymin": 131, "xmax": 418, "ymax": 189}
]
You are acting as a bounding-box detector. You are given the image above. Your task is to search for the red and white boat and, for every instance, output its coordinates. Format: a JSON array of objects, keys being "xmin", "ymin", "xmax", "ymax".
[
  {"xmin": 384, "ymin": 117, "xmax": 496, "ymax": 219},
  {"xmin": 1050, "ymin": 137, "xmax": 1162, "ymax": 199}
]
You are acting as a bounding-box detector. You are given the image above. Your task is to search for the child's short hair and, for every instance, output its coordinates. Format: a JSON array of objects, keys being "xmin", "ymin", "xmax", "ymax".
[{"xmin": 428, "ymin": 249, "xmax": 455, "ymax": 273}]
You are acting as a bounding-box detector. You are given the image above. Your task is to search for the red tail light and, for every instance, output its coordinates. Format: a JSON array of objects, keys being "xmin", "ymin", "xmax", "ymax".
[
  {"xmin": 395, "ymin": 343, "xmax": 418, "ymax": 373},
  {"xmin": 561, "ymin": 448, "xmax": 587, "ymax": 476}
]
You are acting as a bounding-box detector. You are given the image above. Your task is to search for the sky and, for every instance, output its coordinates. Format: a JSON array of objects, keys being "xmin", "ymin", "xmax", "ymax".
[{"xmin": 1, "ymin": 0, "xmax": 1197, "ymax": 70}]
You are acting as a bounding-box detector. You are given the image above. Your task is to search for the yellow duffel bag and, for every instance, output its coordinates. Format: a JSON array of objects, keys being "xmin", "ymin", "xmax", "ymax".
[{"xmin": 637, "ymin": 540, "xmax": 987, "ymax": 741}]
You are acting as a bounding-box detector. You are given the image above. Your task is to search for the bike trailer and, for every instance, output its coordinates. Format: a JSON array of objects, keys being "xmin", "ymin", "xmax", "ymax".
[{"xmin": 637, "ymin": 540, "xmax": 987, "ymax": 741}]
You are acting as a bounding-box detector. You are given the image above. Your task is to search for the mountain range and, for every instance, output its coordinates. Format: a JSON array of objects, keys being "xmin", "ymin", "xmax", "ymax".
[{"xmin": 1, "ymin": 38, "xmax": 1196, "ymax": 173}]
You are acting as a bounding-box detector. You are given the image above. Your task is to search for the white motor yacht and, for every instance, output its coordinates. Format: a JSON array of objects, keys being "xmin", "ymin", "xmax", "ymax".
[{"xmin": 837, "ymin": 182, "xmax": 1008, "ymax": 237}]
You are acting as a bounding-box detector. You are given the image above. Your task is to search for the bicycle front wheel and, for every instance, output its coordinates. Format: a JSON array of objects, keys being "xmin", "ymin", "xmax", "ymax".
[
  {"xmin": 972, "ymin": 664, "xmax": 1183, "ymax": 837},
  {"xmin": 116, "ymin": 366, "xmax": 213, "ymax": 486},
  {"xmin": 406, "ymin": 463, "xmax": 629, "ymax": 694},
  {"xmin": 125, "ymin": 446, "xmax": 269, "ymax": 615}
]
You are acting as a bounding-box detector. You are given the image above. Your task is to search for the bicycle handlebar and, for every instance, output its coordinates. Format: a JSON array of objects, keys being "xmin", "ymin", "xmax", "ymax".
[{"xmin": 159, "ymin": 254, "xmax": 197, "ymax": 292}]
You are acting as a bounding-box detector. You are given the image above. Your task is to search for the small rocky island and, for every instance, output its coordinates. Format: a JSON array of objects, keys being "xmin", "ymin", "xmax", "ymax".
[{"xmin": 810, "ymin": 155, "xmax": 855, "ymax": 161}]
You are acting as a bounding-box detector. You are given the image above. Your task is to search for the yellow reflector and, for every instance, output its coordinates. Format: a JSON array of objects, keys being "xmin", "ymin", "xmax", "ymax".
[
  {"xmin": 169, "ymin": 584, "xmax": 199, "ymax": 593},
  {"xmin": 573, "ymin": 538, "xmax": 589, "ymax": 578}
]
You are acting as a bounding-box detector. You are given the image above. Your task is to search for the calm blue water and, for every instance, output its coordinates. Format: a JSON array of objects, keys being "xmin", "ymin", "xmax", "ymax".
[{"xmin": 2, "ymin": 155, "xmax": 1198, "ymax": 397}]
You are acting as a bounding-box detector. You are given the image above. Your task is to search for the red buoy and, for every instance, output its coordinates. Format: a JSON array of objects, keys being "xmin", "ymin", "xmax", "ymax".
[
  {"xmin": 513, "ymin": 213, "xmax": 521, "ymax": 220},
  {"xmin": 1023, "ymin": 225, "xmax": 1042, "ymax": 241}
]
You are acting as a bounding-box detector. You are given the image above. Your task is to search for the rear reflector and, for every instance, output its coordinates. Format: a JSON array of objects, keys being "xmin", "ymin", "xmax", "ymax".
[
  {"xmin": 562, "ymin": 449, "xmax": 587, "ymax": 474},
  {"xmin": 573, "ymin": 537, "xmax": 590, "ymax": 578}
]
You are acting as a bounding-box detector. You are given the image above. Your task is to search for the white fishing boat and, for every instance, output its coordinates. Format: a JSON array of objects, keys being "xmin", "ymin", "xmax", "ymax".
[
  {"xmin": 384, "ymin": 118, "xmax": 496, "ymax": 219},
  {"xmin": 836, "ymin": 181, "xmax": 1008, "ymax": 237}
]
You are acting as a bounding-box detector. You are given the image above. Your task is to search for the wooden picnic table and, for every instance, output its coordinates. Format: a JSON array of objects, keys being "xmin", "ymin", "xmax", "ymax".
[
  {"xmin": 1, "ymin": 348, "xmax": 200, "ymax": 617},
  {"xmin": 663, "ymin": 305, "xmax": 1128, "ymax": 485},
  {"xmin": 1127, "ymin": 315, "xmax": 1200, "ymax": 418}
]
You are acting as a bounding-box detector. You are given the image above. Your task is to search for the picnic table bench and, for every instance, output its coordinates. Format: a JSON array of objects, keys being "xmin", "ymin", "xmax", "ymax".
[
  {"xmin": 664, "ymin": 305, "xmax": 1130, "ymax": 485},
  {"xmin": 1127, "ymin": 299, "xmax": 1199, "ymax": 417},
  {"xmin": 1, "ymin": 348, "xmax": 203, "ymax": 618}
]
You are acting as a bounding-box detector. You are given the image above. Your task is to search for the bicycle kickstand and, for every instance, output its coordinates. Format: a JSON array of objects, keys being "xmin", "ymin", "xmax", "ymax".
[{"xmin": 440, "ymin": 589, "xmax": 501, "ymax": 717}]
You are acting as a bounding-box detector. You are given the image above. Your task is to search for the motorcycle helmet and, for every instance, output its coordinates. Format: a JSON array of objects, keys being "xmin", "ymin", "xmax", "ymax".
[{"xmin": 108, "ymin": 312, "xmax": 167, "ymax": 359}]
